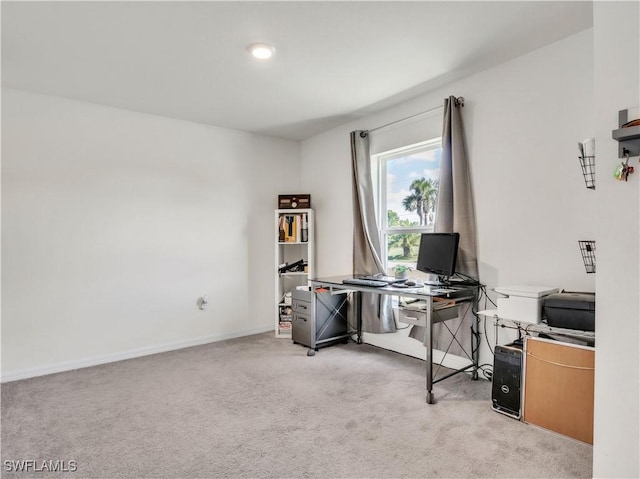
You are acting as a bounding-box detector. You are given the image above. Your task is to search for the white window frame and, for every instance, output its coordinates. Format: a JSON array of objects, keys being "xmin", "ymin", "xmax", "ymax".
[{"xmin": 373, "ymin": 138, "xmax": 442, "ymax": 274}]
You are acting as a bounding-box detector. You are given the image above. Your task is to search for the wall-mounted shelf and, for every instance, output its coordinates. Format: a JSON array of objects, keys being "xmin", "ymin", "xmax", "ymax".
[
  {"xmin": 578, "ymin": 240, "xmax": 596, "ymax": 274},
  {"xmin": 578, "ymin": 155, "xmax": 595, "ymax": 189},
  {"xmin": 578, "ymin": 138, "xmax": 595, "ymax": 189},
  {"xmin": 612, "ymin": 109, "xmax": 640, "ymax": 158}
]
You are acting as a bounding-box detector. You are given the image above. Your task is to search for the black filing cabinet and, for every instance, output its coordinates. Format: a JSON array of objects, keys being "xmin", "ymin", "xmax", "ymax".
[{"xmin": 291, "ymin": 288, "xmax": 349, "ymax": 351}]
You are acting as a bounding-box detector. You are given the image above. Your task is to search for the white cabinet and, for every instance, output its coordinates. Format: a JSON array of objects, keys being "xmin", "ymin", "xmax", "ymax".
[{"xmin": 275, "ymin": 209, "xmax": 314, "ymax": 338}]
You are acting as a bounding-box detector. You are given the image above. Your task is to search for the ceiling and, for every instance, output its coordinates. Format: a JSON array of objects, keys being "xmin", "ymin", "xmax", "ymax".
[{"xmin": 1, "ymin": 1, "xmax": 593, "ymax": 140}]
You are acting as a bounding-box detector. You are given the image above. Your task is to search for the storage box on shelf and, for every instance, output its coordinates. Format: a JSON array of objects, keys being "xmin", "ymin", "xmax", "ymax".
[{"xmin": 275, "ymin": 209, "xmax": 314, "ymax": 338}]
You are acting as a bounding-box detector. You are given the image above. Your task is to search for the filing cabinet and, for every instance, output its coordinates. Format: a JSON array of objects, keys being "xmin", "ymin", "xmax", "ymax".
[{"xmin": 291, "ymin": 288, "xmax": 349, "ymax": 351}]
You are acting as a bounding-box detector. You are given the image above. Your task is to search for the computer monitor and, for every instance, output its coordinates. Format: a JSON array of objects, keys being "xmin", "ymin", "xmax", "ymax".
[{"xmin": 416, "ymin": 232, "xmax": 460, "ymax": 285}]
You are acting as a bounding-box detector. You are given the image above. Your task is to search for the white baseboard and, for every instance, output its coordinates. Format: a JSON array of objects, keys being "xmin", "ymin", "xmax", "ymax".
[{"xmin": 1, "ymin": 326, "xmax": 273, "ymax": 383}]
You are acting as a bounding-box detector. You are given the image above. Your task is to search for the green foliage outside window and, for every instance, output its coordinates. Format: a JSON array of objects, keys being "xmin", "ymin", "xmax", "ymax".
[
  {"xmin": 401, "ymin": 177, "xmax": 438, "ymax": 226},
  {"xmin": 386, "ymin": 177, "xmax": 438, "ymax": 262},
  {"xmin": 387, "ymin": 211, "xmax": 420, "ymax": 259}
]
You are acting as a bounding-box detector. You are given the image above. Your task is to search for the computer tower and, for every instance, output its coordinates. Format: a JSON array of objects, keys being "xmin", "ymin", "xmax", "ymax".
[{"xmin": 492, "ymin": 342, "xmax": 523, "ymax": 419}]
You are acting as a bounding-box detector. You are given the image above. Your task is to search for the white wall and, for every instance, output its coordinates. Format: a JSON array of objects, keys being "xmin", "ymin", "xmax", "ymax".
[
  {"xmin": 301, "ymin": 29, "xmax": 596, "ymax": 363},
  {"xmin": 593, "ymin": 2, "xmax": 639, "ymax": 477},
  {"xmin": 1, "ymin": 88, "xmax": 300, "ymax": 380}
]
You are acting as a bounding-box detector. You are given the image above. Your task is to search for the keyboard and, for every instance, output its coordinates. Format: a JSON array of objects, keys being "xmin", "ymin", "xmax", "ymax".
[
  {"xmin": 360, "ymin": 275, "xmax": 397, "ymax": 283},
  {"xmin": 342, "ymin": 278, "xmax": 389, "ymax": 288}
]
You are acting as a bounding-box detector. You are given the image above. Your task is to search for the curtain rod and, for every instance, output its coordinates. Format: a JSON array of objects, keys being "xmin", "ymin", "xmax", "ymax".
[{"xmin": 364, "ymin": 96, "xmax": 464, "ymax": 136}]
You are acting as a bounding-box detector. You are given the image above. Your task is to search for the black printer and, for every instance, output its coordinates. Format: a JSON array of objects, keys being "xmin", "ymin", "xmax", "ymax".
[{"xmin": 542, "ymin": 292, "xmax": 595, "ymax": 332}]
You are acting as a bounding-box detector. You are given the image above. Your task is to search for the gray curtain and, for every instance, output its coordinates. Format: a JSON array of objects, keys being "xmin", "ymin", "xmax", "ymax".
[
  {"xmin": 435, "ymin": 96, "xmax": 478, "ymax": 277},
  {"xmin": 350, "ymin": 130, "xmax": 395, "ymax": 333},
  {"xmin": 410, "ymin": 96, "xmax": 478, "ymax": 349}
]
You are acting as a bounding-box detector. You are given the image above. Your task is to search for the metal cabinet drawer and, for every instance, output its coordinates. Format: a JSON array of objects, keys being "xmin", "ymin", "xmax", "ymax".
[
  {"xmin": 398, "ymin": 308, "xmax": 427, "ymax": 327},
  {"xmin": 291, "ymin": 299, "xmax": 312, "ymax": 314},
  {"xmin": 292, "ymin": 311, "xmax": 314, "ymax": 347},
  {"xmin": 397, "ymin": 305, "xmax": 459, "ymax": 327},
  {"xmin": 292, "ymin": 289, "xmax": 313, "ymax": 314}
]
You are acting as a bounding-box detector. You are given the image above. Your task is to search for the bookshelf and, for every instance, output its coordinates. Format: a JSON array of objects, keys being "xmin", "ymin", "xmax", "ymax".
[{"xmin": 275, "ymin": 209, "xmax": 314, "ymax": 338}]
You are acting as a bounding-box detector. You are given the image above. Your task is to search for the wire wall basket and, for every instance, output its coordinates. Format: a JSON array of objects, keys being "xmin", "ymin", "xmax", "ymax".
[
  {"xmin": 578, "ymin": 240, "xmax": 596, "ymax": 273},
  {"xmin": 579, "ymin": 156, "xmax": 595, "ymax": 189}
]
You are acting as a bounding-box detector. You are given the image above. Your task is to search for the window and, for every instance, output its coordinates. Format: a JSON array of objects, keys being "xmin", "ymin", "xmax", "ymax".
[{"xmin": 374, "ymin": 138, "xmax": 442, "ymax": 278}]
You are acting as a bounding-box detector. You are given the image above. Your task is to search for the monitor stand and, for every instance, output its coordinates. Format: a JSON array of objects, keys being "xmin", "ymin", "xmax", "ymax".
[{"xmin": 423, "ymin": 275, "xmax": 450, "ymax": 287}]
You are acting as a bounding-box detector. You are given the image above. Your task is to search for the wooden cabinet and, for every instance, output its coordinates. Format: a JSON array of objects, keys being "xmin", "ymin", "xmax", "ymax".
[{"xmin": 523, "ymin": 336, "xmax": 595, "ymax": 444}]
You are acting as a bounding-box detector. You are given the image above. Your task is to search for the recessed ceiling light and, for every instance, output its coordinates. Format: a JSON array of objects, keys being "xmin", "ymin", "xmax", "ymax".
[{"xmin": 247, "ymin": 43, "xmax": 275, "ymax": 60}]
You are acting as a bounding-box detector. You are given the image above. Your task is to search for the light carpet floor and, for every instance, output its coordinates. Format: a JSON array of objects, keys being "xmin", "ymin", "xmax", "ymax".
[{"xmin": 1, "ymin": 332, "xmax": 592, "ymax": 478}]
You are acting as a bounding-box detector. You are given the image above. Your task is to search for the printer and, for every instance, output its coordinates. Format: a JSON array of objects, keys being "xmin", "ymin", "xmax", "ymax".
[
  {"xmin": 494, "ymin": 285, "xmax": 560, "ymax": 324},
  {"xmin": 543, "ymin": 291, "xmax": 595, "ymax": 332}
]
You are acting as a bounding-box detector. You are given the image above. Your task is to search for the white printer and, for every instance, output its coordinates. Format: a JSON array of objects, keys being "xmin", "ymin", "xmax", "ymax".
[{"xmin": 494, "ymin": 285, "xmax": 559, "ymax": 324}]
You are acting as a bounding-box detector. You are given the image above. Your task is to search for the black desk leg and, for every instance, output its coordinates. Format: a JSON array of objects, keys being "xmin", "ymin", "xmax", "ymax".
[
  {"xmin": 356, "ymin": 291, "xmax": 362, "ymax": 344},
  {"xmin": 425, "ymin": 301, "xmax": 434, "ymax": 404},
  {"xmin": 471, "ymin": 295, "xmax": 479, "ymax": 380}
]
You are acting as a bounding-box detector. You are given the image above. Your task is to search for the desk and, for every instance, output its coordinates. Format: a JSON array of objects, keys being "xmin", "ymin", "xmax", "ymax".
[{"xmin": 310, "ymin": 276, "xmax": 479, "ymax": 404}]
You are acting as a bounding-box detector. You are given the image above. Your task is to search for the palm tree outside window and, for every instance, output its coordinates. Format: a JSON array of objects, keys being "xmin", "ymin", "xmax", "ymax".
[
  {"xmin": 374, "ymin": 138, "xmax": 442, "ymax": 279},
  {"xmin": 402, "ymin": 177, "xmax": 439, "ymax": 226}
]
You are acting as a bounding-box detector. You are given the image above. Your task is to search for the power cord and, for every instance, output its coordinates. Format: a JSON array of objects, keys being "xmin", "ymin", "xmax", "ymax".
[
  {"xmin": 482, "ymin": 312, "xmax": 495, "ymax": 355},
  {"xmin": 477, "ymin": 363, "xmax": 493, "ymax": 381}
]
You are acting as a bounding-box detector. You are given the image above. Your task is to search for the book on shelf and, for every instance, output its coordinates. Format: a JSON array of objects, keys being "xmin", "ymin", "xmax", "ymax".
[
  {"xmin": 279, "ymin": 212, "xmax": 309, "ymax": 243},
  {"xmin": 279, "ymin": 304, "xmax": 293, "ymax": 321},
  {"xmin": 300, "ymin": 213, "xmax": 309, "ymax": 242},
  {"xmin": 278, "ymin": 216, "xmax": 286, "ymax": 242},
  {"xmin": 279, "ymin": 321, "xmax": 292, "ymax": 331},
  {"xmin": 284, "ymin": 214, "xmax": 296, "ymax": 242}
]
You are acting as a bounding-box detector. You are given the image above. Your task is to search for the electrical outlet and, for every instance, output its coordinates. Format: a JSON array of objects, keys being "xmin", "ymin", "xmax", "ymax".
[{"xmin": 199, "ymin": 295, "xmax": 208, "ymax": 310}]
